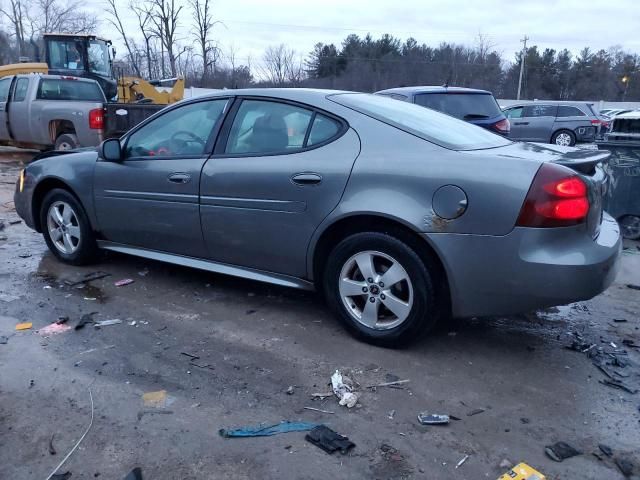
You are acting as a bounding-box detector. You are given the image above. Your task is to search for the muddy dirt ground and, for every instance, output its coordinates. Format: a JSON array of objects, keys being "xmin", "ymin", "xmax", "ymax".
[{"xmin": 1, "ymin": 148, "xmax": 639, "ymax": 479}]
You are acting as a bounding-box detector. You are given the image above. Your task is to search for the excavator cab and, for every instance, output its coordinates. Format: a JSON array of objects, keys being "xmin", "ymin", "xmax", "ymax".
[{"xmin": 44, "ymin": 33, "xmax": 118, "ymax": 100}]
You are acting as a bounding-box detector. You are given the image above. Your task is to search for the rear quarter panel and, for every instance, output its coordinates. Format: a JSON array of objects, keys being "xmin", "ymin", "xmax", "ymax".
[
  {"xmin": 35, "ymin": 100, "xmax": 104, "ymax": 147},
  {"xmin": 317, "ymin": 116, "xmax": 543, "ymax": 237}
]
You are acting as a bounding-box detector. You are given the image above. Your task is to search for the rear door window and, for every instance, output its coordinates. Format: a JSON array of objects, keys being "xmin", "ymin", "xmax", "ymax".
[
  {"xmin": 556, "ymin": 106, "xmax": 586, "ymax": 117},
  {"xmin": 523, "ymin": 105, "xmax": 557, "ymax": 117},
  {"xmin": 307, "ymin": 114, "xmax": 341, "ymax": 146},
  {"xmin": 37, "ymin": 79, "xmax": 105, "ymax": 101},
  {"xmin": 414, "ymin": 93, "xmax": 502, "ymax": 120},
  {"xmin": 504, "ymin": 107, "xmax": 524, "ymax": 118},
  {"xmin": 13, "ymin": 78, "xmax": 29, "ymax": 102}
]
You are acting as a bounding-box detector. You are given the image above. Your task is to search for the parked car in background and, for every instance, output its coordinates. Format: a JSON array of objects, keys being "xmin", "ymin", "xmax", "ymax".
[
  {"xmin": 375, "ymin": 86, "xmax": 510, "ymax": 136},
  {"xmin": 503, "ymin": 101, "xmax": 605, "ymax": 146},
  {"xmin": 600, "ymin": 108, "xmax": 633, "ymax": 118},
  {"xmin": 0, "ymin": 74, "xmax": 106, "ymax": 150},
  {"xmin": 14, "ymin": 89, "xmax": 620, "ymax": 346}
]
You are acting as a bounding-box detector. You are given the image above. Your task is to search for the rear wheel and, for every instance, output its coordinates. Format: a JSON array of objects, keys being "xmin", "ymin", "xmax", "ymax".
[
  {"xmin": 619, "ymin": 215, "xmax": 640, "ymax": 240},
  {"xmin": 323, "ymin": 232, "xmax": 439, "ymax": 347},
  {"xmin": 40, "ymin": 189, "xmax": 98, "ymax": 265},
  {"xmin": 55, "ymin": 133, "xmax": 79, "ymax": 151},
  {"xmin": 551, "ymin": 129, "xmax": 576, "ymax": 147}
]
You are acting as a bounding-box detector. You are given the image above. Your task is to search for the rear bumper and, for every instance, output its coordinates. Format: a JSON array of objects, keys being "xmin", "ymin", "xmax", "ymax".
[
  {"xmin": 427, "ymin": 213, "xmax": 622, "ymax": 318},
  {"xmin": 575, "ymin": 125, "xmax": 597, "ymax": 143}
]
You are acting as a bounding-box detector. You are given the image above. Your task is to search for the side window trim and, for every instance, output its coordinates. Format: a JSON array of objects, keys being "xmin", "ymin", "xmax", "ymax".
[
  {"xmin": 121, "ymin": 97, "xmax": 233, "ymax": 161},
  {"xmin": 213, "ymin": 96, "xmax": 349, "ymax": 158}
]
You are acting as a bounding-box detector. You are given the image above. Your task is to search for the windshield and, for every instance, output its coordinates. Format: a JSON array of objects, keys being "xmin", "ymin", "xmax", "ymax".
[
  {"xmin": 330, "ymin": 93, "xmax": 511, "ymax": 150},
  {"xmin": 88, "ymin": 41, "xmax": 111, "ymax": 76},
  {"xmin": 415, "ymin": 92, "xmax": 502, "ymax": 119}
]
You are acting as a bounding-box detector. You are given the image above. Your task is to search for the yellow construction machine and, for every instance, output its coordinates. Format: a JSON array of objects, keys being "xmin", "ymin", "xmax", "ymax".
[{"xmin": 0, "ymin": 33, "xmax": 184, "ymax": 105}]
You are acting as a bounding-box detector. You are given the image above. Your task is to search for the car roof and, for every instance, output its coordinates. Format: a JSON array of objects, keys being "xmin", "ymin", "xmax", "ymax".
[
  {"xmin": 188, "ymin": 88, "xmax": 357, "ymax": 103},
  {"xmin": 15, "ymin": 73, "xmax": 101, "ymax": 84},
  {"xmin": 507, "ymin": 100, "xmax": 594, "ymax": 107},
  {"xmin": 616, "ymin": 111, "xmax": 640, "ymax": 120},
  {"xmin": 376, "ymin": 86, "xmax": 493, "ymax": 95}
]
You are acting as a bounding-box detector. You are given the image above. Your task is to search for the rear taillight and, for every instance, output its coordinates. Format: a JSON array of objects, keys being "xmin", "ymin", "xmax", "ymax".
[
  {"xmin": 493, "ymin": 118, "xmax": 510, "ymax": 134},
  {"xmin": 517, "ymin": 163, "xmax": 589, "ymax": 227},
  {"xmin": 591, "ymin": 119, "xmax": 602, "ymax": 126},
  {"xmin": 89, "ymin": 108, "xmax": 104, "ymax": 130}
]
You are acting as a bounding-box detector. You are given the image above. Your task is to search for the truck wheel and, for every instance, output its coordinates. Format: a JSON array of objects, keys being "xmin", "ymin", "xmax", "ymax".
[
  {"xmin": 551, "ymin": 129, "xmax": 576, "ymax": 147},
  {"xmin": 40, "ymin": 188, "xmax": 98, "ymax": 265},
  {"xmin": 55, "ymin": 133, "xmax": 79, "ymax": 151}
]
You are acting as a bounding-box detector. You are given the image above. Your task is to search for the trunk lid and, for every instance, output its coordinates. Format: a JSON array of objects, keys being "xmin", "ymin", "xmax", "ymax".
[{"xmin": 467, "ymin": 142, "xmax": 610, "ymax": 238}]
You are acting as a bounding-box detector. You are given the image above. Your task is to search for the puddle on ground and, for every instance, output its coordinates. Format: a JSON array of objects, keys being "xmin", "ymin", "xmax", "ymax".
[{"xmin": 31, "ymin": 266, "xmax": 110, "ymax": 304}]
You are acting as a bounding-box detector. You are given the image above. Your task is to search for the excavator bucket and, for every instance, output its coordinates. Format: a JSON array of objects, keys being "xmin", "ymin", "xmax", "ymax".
[
  {"xmin": 117, "ymin": 77, "xmax": 185, "ymax": 105},
  {"xmin": 0, "ymin": 63, "xmax": 49, "ymax": 78}
]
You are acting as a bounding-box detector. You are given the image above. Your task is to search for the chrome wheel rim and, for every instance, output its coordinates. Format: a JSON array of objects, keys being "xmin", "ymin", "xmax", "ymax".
[
  {"xmin": 555, "ymin": 132, "xmax": 572, "ymax": 146},
  {"xmin": 47, "ymin": 201, "xmax": 81, "ymax": 254},
  {"xmin": 339, "ymin": 250, "xmax": 414, "ymax": 330},
  {"xmin": 57, "ymin": 141, "xmax": 73, "ymax": 151},
  {"xmin": 620, "ymin": 215, "xmax": 640, "ymax": 240}
]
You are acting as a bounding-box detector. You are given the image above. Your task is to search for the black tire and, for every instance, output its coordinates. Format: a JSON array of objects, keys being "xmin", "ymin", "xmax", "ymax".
[
  {"xmin": 40, "ymin": 188, "xmax": 98, "ymax": 265},
  {"xmin": 323, "ymin": 232, "xmax": 439, "ymax": 347},
  {"xmin": 55, "ymin": 133, "xmax": 79, "ymax": 151},
  {"xmin": 551, "ymin": 129, "xmax": 576, "ymax": 147}
]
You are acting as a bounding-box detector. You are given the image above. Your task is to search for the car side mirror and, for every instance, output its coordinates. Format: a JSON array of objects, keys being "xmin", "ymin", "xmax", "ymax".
[{"xmin": 99, "ymin": 138, "xmax": 122, "ymax": 162}]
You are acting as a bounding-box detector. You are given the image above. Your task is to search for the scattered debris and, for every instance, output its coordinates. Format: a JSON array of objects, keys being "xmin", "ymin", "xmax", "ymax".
[
  {"xmin": 128, "ymin": 321, "xmax": 137, "ymax": 326},
  {"xmin": 65, "ymin": 271, "xmax": 110, "ymax": 286},
  {"xmin": 455, "ymin": 454, "xmax": 470, "ymax": 469},
  {"xmin": 498, "ymin": 463, "xmax": 546, "ymax": 480},
  {"xmin": 544, "ymin": 441, "xmax": 581, "ymax": 462},
  {"xmin": 520, "ymin": 417, "xmax": 531, "ymax": 424},
  {"xmin": 115, "ymin": 278, "xmax": 135, "ymax": 287},
  {"xmin": 15, "ymin": 322, "xmax": 32, "ymax": 330},
  {"xmin": 56, "ymin": 316, "xmax": 69, "ymax": 325},
  {"xmin": 498, "ymin": 458, "xmax": 513, "ymax": 469},
  {"xmin": 75, "ymin": 313, "xmax": 97, "ymax": 330},
  {"xmin": 39, "ymin": 323, "xmax": 72, "ymax": 336},
  {"xmin": 286, "ymin": 385, "xmax": 295, "ymax": 395},
  {"xmin": 142, "ymin": 390, "xmax": 171, "ymax": 408},
  {"xmin": 599, "ymin": 379, "xmax": 638, "ymax": 394},
  {"xmin": 622, "ymin": 339, "xmax": 639, "ymax": 349},
  {"xmin": 219, "ymin": 421, "xmax": 320, "ymax": 438},
  {"xmin": 387, "ymin": 409, "xmax": 396, "ymax": 420},
  {"xmin": 311, "ymin": 392, "xmax": 334, "ymax": 399},
  {"xmin": 137, "ymin": 410, "xmax": 174, "ymax": 421},
  {"xmin": 94, "ymin": 319, "xmax": 122, "ymax": 327},
  {"xmin": 598, "ymin": 444, "xmax": 613, "ymax": 457},
  {"xmin": 366, "ymin": 379, "xmax": 410, "ymax": 389},
  {"xmin": 180, "ymin": 352, "xmax": 200, "ymax": 360},
  {"xmin": 626, "ymin": 284, "xmax": 640, "ymax": 291},
  {"xmin": 331, "ymin": 370, "xmax": 359, "ymax": 408},
  {"xmin": 29, "ymin": 379, "xmax": 35, "ymax": 388},
  {"xmin": 615, "ymin": 457, "xmax": 635, "ymax": 477},
  {"xmin": 49, "ymin": 434, "xmax": 57, "ymax": 455},
  {"xmin": 417, "ymin": 413, "xmax": 450, "ymax": 425},
  {"xmin": 613, "ymin": 318, "xmax": 628, "ymax": 323},
  {"xmin": 50, "ymin": 473, "xmax": 71, "ymax": 480},
  {"xmin": 304, "ymin": 406, "xmax": 335, "ymax": 414},
  {"xmin": 44, "ymin": 389, "xmax": 94, "ymax": 480},
  {"xmin": 83, "ymin": 297, "xmax": 97, "ymax": 301},
  {"xmin": 123, "ymin": 467, "xmax": 143, "ymax": 480},
  {"xmin": 467, "ymin": 408, "xmax": 485, "ymax": 416},
  {"xmin": 138, "ymin": 268, "xmax": 149, "ymax": 277},
  {"xmin": 246, "ymin": 309, "xmax": 257, "ymax": 315},
  {"xmin": 0, "ymin": 335, "xmax": 8, "ymax": 344},
  {"xmin": 8, "ymin": 219, "xmax": 21, "ymax": 225},
  {"xmin": 305, "ymin": 425, "xmax": 355, "ymax": 454},
  {"xmin": 18, "ymin": 252, "xmax": 32, "ymax": 258}
]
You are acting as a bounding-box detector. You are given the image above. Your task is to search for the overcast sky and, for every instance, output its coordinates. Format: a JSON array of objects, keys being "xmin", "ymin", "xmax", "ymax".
[{"xmin": 98, "ymin": 0, "xmax": 640, "ymax": 70}]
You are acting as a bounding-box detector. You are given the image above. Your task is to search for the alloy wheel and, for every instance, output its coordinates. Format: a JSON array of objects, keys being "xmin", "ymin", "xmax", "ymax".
[
  {"xmin": 338, "ymin": 250, "xmax": 414, "ymax": 330},
  {"xmin": 47, "ymin": 201, "xmax": 81, "ymax": 254},
  {"xmin": 555, "ymin": 132, "xmax": 572, "ymax": 146}
]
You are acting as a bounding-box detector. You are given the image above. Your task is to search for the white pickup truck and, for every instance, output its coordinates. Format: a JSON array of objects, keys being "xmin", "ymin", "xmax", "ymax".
[{"xmin": 0, "ymin": 74, "xmax": 106, "ymax": 150}]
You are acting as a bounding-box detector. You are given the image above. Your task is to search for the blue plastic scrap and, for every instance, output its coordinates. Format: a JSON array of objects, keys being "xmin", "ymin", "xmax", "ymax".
[{"xmin": 219, "ymin": 421, "xmax": 321, "ymax": 438}]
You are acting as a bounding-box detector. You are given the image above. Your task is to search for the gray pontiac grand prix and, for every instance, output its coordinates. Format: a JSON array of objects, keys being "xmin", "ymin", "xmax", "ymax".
[{"xmin": 14, "ymin": 89, "xmax": 621, "ymax": 346}]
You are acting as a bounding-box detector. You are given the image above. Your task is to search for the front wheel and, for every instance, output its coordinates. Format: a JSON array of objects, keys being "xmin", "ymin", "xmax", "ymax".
[
  {"xmin": 323, "ymin": 232, "xmax": 439, "ymax": 347},
  {"xmin": 40, "ymin": 188, "xmax": 98, "ymax": 265},
  {"xmin": 551, "ymin": 129, "xmax": 576, "ymax": 147}
]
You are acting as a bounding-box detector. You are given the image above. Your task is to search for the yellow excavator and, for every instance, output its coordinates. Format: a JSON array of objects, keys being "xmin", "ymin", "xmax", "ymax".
[{"xmin": 0, "ymin": 33, "xmax": 184, "ymax": 105}]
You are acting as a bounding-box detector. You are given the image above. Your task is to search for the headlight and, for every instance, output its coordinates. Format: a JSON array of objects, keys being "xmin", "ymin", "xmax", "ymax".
[{"xmin": 19, "ymin": 169, "xmax": 25, "ymax": 193}]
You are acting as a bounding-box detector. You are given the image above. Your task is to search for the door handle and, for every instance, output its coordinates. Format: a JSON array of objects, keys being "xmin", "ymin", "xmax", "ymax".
[
  {"xmin": 291, "ymin": 173, "xmax": 322, "ymax": 185},
  {"xmin": 514, "ymin": 122, "xmax": 529, "ymax": 125},
  {"xmin": 168, "ymin": 172, "xmax": 191, "ymax": 184}
]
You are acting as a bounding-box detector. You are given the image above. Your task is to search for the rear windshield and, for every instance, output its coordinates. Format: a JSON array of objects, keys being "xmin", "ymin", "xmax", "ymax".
[
  {"xmin": 330, "ymin": 93, "xmax": 511, "ymax": 150},
  {"xmin": 414, "ymin": 92, "xmax": 502, "ymax": 120},
  {"xmin": 37, "ymin": 79, "xmax": 105, "ymax": 102}
]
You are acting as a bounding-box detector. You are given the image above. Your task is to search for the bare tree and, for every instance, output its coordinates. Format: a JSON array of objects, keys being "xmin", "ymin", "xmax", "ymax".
[
  {"xmin": 148, "ymin": 0, "xmax": 183, "ymax": 77},
  {"xmin": 261, "ymin": 44, "xmax": 298, "ymax": 85},
  {"xmin": 189, "ymin": 0, "xmax": 222, "ymax": 82},
  {"xmin": 104, "ymin": 0, "xmax": 142, "ymax": 76},
  {"xmin": 0, "ymin": 0, "xmax": 26, "ymax": 56},
  {"xmin": 34, "ymin": 0, "xmax": 97, "ymax": 34},
  {"xmin": 131, "ymin": 1, "xmax": 155, "ymax": 78}
]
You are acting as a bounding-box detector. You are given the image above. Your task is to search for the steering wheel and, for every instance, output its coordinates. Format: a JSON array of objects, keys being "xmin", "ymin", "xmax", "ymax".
[{"xmin": 170, "ymin": 131, "xmax": 206, "ymax": 151}]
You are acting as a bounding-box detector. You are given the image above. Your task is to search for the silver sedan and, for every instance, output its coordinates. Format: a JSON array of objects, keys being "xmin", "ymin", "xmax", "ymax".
[{"xmin": 14, "ymin": 89, "xmax": 621, "ymax": 346}]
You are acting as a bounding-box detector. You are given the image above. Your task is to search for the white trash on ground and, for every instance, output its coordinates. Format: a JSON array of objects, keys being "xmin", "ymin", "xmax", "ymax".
[{"xmin": 331, "ymin": 370, "xmax": 359, "ymax": 408}]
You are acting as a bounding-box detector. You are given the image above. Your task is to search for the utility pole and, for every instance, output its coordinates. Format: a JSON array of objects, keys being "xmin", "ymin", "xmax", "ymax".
[{"xmin": 516, "ymin": 35, "xmax": 529, "ymax": 100}]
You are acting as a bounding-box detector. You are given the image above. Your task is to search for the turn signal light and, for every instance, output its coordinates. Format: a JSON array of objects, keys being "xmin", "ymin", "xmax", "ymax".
[{"xmin": 517, "ymin": 163, "xmax": 590, "ymax": 227}]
